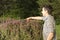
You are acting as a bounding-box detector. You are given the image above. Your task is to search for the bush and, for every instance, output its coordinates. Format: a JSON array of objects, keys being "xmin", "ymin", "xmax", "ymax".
[{"xmin": 0, "ymin": 19, "xmax": 43, "ymax": 40}]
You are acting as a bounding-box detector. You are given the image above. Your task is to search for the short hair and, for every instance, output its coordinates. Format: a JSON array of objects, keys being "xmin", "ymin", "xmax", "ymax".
[{"xmin": 42, "ymin": 5, "xmax": 53, "ymax": 14}]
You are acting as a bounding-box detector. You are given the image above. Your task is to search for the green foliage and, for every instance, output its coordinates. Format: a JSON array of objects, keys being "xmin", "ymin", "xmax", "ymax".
[
  {"xmin": 0, "ymin": 0, "xmax": 40, "ymax": 18},
  {"xmin": 0, "ymin": 0, "xmax": 60, "ymax": 24},
  {"xmin": 17, "ymin": 0, "xmax": 40, "ymax": 18}
]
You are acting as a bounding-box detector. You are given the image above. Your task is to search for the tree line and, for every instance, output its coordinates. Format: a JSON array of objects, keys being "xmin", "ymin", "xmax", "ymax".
[{"xmin": 0, "ymin": 0, "xmax": 60, "ymax": 23}]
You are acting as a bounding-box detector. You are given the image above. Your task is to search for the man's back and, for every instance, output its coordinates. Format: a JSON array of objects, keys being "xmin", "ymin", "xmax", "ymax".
[{"xmin": 43, "ymin": 15, "xmax": 56, "ymax": 40}]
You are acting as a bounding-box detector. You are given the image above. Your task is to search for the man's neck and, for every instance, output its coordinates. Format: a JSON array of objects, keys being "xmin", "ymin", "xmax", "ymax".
[{"xmin": 45, "ymin": 13, "xmax": 49, "ymax": 17}]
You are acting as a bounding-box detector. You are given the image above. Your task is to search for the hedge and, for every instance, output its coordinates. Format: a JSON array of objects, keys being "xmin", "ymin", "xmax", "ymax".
[{"xmin": 0, "ymin": 19, "xmax": 43, "ymax": 40}]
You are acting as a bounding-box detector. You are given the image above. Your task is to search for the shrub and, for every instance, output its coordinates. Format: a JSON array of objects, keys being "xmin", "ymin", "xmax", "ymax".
[{"xmin": 0, "ymin": 19, "xmax": 43, "ymax": 40}]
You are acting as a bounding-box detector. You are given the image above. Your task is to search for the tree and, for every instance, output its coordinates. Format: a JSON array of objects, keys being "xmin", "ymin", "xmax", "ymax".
[{"xmin": 17, "ymin": 0, "xmax": 40, "ymax": 18}]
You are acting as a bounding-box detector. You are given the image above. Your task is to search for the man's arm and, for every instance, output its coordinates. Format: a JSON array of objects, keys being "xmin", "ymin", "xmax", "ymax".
[
  {"xmin": 47, "ymin": 32, "xmax": 54, "ymax": 40},
  {"xmin": 26, "ymin": 16, "xmax": 43, "ymax": 20}
]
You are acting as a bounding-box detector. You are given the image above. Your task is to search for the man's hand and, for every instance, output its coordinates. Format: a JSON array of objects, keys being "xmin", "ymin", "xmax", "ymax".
[
  {"xmin": 26, "ymin": 17, "xmax": 32, "ymax": 22},
  {"xmin": 26, "ymin": 17, "xmax": 32, "ymax": 20}
]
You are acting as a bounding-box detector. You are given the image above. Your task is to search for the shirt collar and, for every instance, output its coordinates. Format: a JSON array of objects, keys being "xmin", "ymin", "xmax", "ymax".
[{"xmin": 43, "ymin": 15, "xmax": 50, "ymax": 21}]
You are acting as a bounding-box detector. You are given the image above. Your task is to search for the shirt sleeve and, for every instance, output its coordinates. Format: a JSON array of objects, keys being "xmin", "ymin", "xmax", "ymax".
[{"xmin": 42, "ymin": 16, "xmax": 46, "ymax": 21}]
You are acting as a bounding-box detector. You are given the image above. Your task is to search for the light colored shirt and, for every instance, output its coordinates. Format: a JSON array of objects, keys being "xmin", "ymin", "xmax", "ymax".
[{"xmin": 42, "ymin": 15, "xmax": 56, "ymax": 40}]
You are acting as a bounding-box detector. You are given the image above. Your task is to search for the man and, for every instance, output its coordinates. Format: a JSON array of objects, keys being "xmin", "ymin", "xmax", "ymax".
[{"xmin": 26, "ymin": 5, "xmax": 56, "ymax": 40}]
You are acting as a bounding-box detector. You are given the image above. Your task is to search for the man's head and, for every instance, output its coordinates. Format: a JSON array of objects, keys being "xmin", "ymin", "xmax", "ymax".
[{"xmin": 41, "ymin": 5, "xmax": 53, "ymax": 16}]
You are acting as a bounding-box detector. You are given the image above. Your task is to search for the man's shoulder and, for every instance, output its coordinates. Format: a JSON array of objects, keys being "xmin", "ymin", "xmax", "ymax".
[
  {"xmin": 47, "ymin": 15, "xmax": 55, "ymax": 22},
  {"xmin": 48, "ymin": 15, "xmax": 54, "ymax": 19}
]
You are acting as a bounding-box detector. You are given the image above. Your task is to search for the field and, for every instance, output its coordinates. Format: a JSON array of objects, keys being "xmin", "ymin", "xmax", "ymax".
[{"xmin": 56, "ymin": 25, "xmax": 60, "ymax": 40}]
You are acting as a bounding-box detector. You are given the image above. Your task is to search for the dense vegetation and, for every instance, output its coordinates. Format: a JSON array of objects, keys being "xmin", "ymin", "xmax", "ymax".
[
  {"xmin": 0, "ymin": 0, "xmax": 60, "ymax": 24},
  {"xmin": 0, "ymin": 0, "xmax": 60, "ymax": 18},
  {"xmin": 0, "ymin": 20, "xmax": 43, "ymax": 40}
]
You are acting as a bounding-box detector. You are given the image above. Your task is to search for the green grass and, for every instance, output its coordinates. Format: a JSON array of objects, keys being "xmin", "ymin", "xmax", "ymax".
[{"xmin": 56, "ymin": 24, "xmax": 60, "ymax": 40}]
